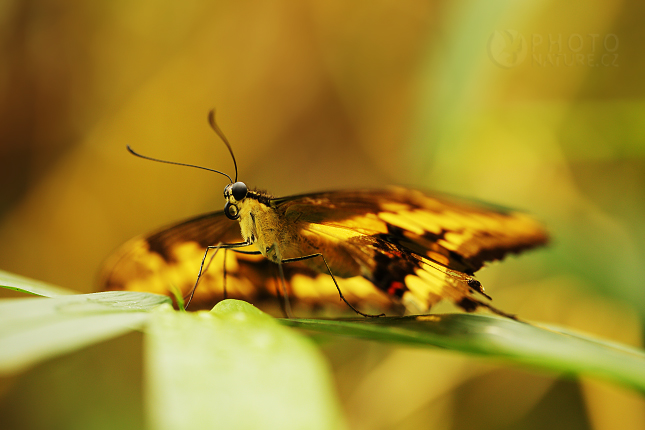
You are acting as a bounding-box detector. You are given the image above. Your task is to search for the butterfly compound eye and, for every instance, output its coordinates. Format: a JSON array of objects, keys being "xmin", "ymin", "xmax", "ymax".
[
  {"xmin": 224, "ymin": 201, "xmax": 240, "ymax": 220},
  {"xmin": 231, "ymin": 182, "xmax": 247, "ymax": 201}
]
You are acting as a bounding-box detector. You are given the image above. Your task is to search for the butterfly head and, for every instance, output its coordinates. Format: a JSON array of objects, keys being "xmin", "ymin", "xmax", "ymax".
[
  {"xmin": 127, "ymin": 109, "xmax": 255, "ymax": 221},
  {"xmin": 223, "ymin": 181, "xmax": 248, "ymax": 220}
]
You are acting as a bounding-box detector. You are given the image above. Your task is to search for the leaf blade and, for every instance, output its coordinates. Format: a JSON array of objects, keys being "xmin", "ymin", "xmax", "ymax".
[
  {"xmin": 0, "ymin": 291, "xmax": 170, "ymax": 374},
  {"xmin": 0, "ymin": 269, "xmax": 77, "ymax": 297},
  {"xmin": 144, "ymin": 299, "xmax": 348, "ymax": 430},
  {"xmin": 282, "ymin": 314, "xmax": 645, "ymax": 392}
]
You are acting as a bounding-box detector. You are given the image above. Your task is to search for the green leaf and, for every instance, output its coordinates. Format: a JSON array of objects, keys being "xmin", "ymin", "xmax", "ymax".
[
  {"xmin": 281, "ymin": 314, "xmax": 645, "ymax": 392},
  {"xmin": 0, "ymin": 291, "xmax": 170, "ymax": 374},
  {"xmin": 144, "ymin": 299, "xmax": 348, "ymax": 430},
  {"xmin": 0, "ymin": 269, "xmax": 78, "ymax": 297}
]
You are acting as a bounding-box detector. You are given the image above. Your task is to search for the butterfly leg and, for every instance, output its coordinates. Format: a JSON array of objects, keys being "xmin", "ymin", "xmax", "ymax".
[
  {"xmin": 223, "ymin": 249, "xmax": 227, "ymax": 299},
  {"xmin": 276, "ymin": 263, "xmax": 294, "ymax": 318},
  {"xmin": 468, "ymin": 299, "xmax": 521, "ymax": 321},
  {"xmin": 185, "ymin": 240, "xmax": 253, "ymax": 309},
  {"xmin": 281, "ymin": 253, "xmax": 385, "ymax": 318},
  {"xmin": 206, "ymin": 248, "xmax": 262, "ymax": 301}
]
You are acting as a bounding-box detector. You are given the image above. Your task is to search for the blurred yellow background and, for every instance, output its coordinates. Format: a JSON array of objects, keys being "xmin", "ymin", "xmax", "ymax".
[{"xmin": 1, "ymin": 0, "xmax": 644, "ymax": 429}]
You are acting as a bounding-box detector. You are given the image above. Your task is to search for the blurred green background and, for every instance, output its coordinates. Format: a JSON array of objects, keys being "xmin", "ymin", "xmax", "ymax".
[{"xmin": 0, "ymin": 0, "xmax": 643, "ymax": 429}]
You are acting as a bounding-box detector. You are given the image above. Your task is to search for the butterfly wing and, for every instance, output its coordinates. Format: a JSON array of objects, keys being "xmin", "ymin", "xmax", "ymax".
[
  {"xmin": 272, "ymin": 187, "xmax": 548, "ymax": 315},
  {"xmin": 102, "ymin": 212, "xmax": 261, "ymax": 310},
  {"xmin": 100, "ymin": 210, "xmax": 392, "ymax": 315}
]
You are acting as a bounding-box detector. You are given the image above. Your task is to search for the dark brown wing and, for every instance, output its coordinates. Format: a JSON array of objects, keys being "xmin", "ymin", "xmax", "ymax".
[
  {"xmin": 274, "ymin": 187, "xmax": 547, "ymax": 271},
  {"xmin": 272, "ymin": 187, "xmax": 548, "ymax": 314}
]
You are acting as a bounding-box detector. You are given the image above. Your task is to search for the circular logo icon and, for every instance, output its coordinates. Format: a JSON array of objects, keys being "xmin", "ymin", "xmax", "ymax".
[{"xmin": 488, "ymin": 30, "xmax": 527, "ymax": 68}]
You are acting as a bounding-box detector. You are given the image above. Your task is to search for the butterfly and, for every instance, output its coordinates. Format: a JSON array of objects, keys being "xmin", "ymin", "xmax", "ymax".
[{"xmin": 100, "ymin": 111, "xmax": 548, "ymax": 318}]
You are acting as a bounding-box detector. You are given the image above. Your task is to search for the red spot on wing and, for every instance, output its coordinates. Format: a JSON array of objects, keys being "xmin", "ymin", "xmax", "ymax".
[{"xmin": 387, "ymin": 281, "xmax": 405, "ymax": 297}]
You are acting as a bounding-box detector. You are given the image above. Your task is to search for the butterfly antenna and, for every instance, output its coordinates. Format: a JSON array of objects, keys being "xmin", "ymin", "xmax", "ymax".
[
  {"xmin": 207, "ymin": 109, "xmax": 238, "ymax": 183},
  {"xmin": 126, "ymin": 146, "xmax": 233, "ymax": 184}
]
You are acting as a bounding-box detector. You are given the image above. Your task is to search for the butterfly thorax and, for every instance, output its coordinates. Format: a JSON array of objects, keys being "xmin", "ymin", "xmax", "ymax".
[
  {"xmin": 233, "ymin": 190, "xmax": 299, "ymax": 263},
  {"xmin": 233, "ymin": 189, "xmax": 361, "ymax": 277}
]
